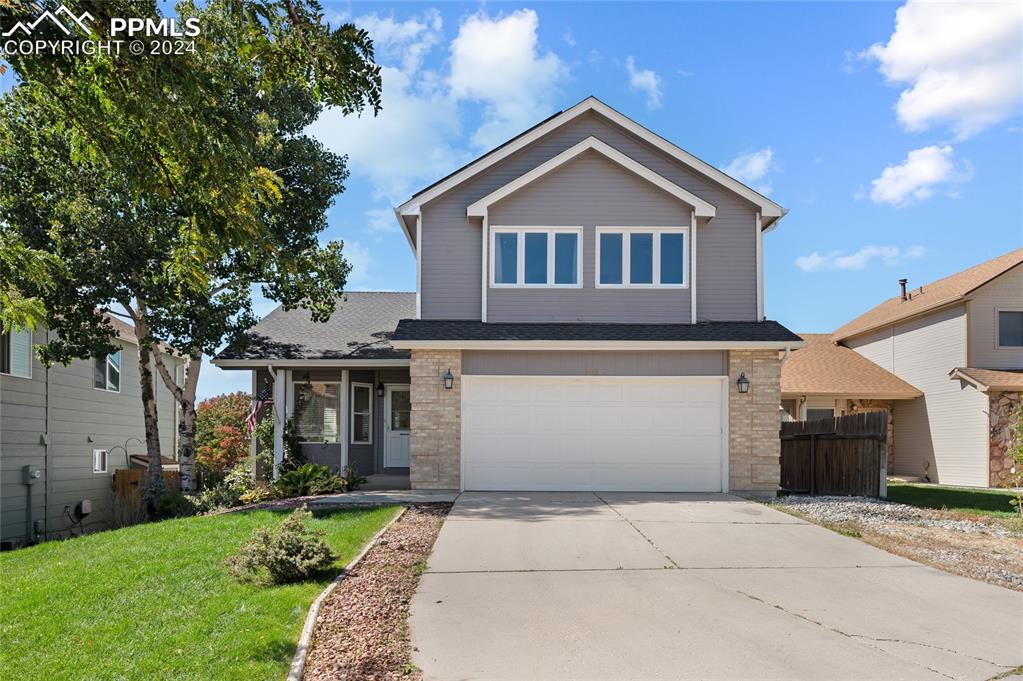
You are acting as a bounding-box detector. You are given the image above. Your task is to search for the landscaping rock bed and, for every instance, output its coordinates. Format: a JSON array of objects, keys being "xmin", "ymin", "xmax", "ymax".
[
  {"xmin": 773, "ymin": 495, "xmax": 1023, "ymax": 592},
  {"xmin": 303, "ymin": 504, "xmax": 450, "ymax": 681}
]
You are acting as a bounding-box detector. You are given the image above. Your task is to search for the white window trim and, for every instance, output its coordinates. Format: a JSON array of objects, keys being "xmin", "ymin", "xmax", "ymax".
[
  {"xmin": 290, "ymin": 378, "xmax": 343, "ymax": 443},
  {"xmin": 94, "ymin": 349, "xmax": 122, "ymax": 393},
  {"xmin": 995, "ymin": 307, "xmax": 1023, "ymax": 349},
  {"xmin": 1, "ymin": 327, "xmax": 33, "ymax": 379},
  {"xmin": 595, "ymin": 226, "xmax": 689, "ymax": 289},
  {"xmin": 350, "ymin": 382, "xmax": 374, "ymax": 445},
  {"xmin": 489, "ymin": 226, "xmax": 583, "ymax": 289},
  {"xmin": 93, "ymin": 448, "xmax": 108, "ymax": 474}
]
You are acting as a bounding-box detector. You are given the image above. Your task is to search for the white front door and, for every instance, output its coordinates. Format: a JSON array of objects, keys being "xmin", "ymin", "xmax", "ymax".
[
  {"xmin": 384, "ymin": 384, "xmax": 411, "ymax": 468},
  {"xmin": 461, "ymin": 375, "xmax": 727, "ymax": 492}
]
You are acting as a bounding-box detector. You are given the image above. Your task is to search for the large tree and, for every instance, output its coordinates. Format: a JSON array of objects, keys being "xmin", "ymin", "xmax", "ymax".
[{"xmin": 0, "ymin": 0, "xmax": 379, "ymax": 497}]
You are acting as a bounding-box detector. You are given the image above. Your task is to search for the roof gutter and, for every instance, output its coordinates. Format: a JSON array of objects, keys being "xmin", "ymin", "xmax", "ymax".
[{"xmin": 390, "ymin": 339, "xmax": 807, "ymax": 351}]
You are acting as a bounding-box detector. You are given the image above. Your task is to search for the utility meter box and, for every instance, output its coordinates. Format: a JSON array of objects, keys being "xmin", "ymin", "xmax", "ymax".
[{"xmin": 22, "ymin": 465, "xmax": 41, "ymax": 485}]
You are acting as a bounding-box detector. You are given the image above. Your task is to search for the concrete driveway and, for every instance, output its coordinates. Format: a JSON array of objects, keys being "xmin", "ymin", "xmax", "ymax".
[{"xmin": 411, "ymin": 492, "xmax": 1023, "ymax": 681}]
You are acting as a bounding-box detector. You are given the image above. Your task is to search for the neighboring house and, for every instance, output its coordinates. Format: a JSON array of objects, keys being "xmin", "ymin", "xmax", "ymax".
[
  {"xmin": 0, "ymin": 316, "xmax": 183, "ymax": 546},
  {"xmin": 214, "ymin": 96, "xmax": 804, "ymax": 494},
  {"xmin": 780, "ymin": 333, "xmax": 923, "ymax": 472},
  {"xmin": 784, "ymin": 249, "xmax": 1022, "ymax": 488}
]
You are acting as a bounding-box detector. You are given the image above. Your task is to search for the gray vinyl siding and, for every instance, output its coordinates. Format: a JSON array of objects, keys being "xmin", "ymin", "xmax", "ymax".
[
  {"xmin": 420, "ymin": 110, "xmax": 759, "ymax": 322},
  {"xmin": 462, "ymin": 350, "xmax": 726, "ymax": 376},
  {"xmin": 1, "ymin": 329, "xmax": 180, "ymax": 545},
  {"xmin": 846, "ymin": 304, "xmax": 989, "ymax": 487},
  {"xmin": 487, "ymin": 151, "xmax": 692, "ymax": 322},
  {"xmin": 966, "ymin": 264, "xmax": 1023, "ymax": 369}
]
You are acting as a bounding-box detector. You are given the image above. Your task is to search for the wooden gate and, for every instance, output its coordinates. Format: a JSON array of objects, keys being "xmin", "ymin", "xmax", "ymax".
[
  {"xmin": 113, "ymin": 469, "xmax": 181, "ymax": 500},
  {"xmin": 780, "ymin": 411, "xmax": 887, "ymax": 497}
]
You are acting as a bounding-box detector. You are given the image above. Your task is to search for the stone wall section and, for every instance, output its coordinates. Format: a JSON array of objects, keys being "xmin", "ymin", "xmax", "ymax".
[{"xmin": 989, "ymin": 391, "xmax": 1020, "ymax": 487}]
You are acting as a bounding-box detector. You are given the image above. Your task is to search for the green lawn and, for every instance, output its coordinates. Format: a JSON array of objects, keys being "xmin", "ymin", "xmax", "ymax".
[
  {"xmin": 0, "ymin": 505, "xmax": 399, "ymax": 681},
  {"xmin": 887, "ymin": 482, "xmax": 1018, "ymax": 518}
]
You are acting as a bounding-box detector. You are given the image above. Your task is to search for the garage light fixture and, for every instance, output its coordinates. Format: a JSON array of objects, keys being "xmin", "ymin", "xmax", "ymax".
[
  {"xmin": 736, "ymin": 372, "xmax": 750, "ymax": 394},
  {"xmin": 443, "ymin": 369, "xmax": 454, "ymax": 390}
]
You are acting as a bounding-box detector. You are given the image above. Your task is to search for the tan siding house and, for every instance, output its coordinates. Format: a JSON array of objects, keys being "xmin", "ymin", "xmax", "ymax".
[{"xmin": 1, "ymin": 324, "xmax": 182, "ymax": 547}]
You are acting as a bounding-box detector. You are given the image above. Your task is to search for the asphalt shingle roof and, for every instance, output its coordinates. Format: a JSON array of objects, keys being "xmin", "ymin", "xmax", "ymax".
[
  {"xmin": 391, "ymin": 319, "xmax": 802, "ymax": 343},
  {"xmin": 216, "ymin": 292, "xmax": 415, "ymax": 361},
  {"xmin": 781, "ymin": 333, "xmax": 922, "ymax": 398}
]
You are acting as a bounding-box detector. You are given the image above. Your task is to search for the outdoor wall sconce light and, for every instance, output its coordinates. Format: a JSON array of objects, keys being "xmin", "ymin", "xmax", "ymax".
[
  {"xmin": 443, "ymin": 369, "xmax": 454, "ymax": 390},
  {"xmin": 376, "ymin": 382, "xmax": 385, "ymax": 397},
  {"xmin": 736, "ymin": 372, "xmax": 750, "ymax": 394}
]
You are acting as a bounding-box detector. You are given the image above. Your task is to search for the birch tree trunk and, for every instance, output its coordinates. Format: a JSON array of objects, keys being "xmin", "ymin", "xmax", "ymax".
[
  {"xmin": 137, "ymin": 343, "xmax": 166, "ymax": 503},
  {"xmin": 154, "ymin": 351, "xmax": 202, "ymax": 493}
]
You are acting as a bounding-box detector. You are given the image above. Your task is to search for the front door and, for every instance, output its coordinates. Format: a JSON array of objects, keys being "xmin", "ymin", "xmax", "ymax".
[{"xmin": 384, "ymin": 384, "xmax": 411, "ymax": 468}]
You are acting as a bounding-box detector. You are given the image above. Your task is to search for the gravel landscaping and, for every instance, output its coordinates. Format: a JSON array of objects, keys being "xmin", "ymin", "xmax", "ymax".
[
  {"xmin": 303, "ymin": 504, "xmax": 451, "ymax": 681},
  {"xmin": 772, "ymin": 495, "xmax": 1023, "ymax": 591}
]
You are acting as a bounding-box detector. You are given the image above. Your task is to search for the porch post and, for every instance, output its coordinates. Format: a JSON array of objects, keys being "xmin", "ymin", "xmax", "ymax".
[
  {"xmin": 271, "ymin": 366, "xmax": 287, "ymax": 480},
  {"xmin": 341, "ymin": 368, "xmax": 350, "ymax": 470}
]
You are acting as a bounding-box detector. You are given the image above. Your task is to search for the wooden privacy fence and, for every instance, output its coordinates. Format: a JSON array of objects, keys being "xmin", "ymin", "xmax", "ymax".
[
  {"xmin": 780, "ymin": 411, "xmax": 888, "ymax": 498},
  {"xmin": 113, "ymin": 469, "xmax": 181, "ymax": 500}
]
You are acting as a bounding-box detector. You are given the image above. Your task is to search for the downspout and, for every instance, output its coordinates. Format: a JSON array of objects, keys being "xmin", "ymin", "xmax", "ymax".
[{"xmin": 43, "ymin": 329, "xmax": 51, "ymax": 541}]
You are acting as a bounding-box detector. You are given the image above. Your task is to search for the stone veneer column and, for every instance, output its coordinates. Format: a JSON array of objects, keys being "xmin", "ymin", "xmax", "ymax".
[
  {"xmin": 728, "ymin": 349, "xmax": 782, "ymax": 493},
  {"xmin": 409, "ymin": 349, "xmax": 462, "ymax": 490},
  {"xmin": 989, "ymin": 391, "xmax": 1020, "ymax": 487}
]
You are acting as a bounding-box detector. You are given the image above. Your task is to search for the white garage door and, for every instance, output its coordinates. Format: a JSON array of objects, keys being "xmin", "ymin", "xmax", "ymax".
[{"xmin": 461, "ymin": 376, "xmax": 726, "ymax": 492}]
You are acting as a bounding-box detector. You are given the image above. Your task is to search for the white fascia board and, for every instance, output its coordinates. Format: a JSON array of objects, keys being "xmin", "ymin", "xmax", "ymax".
[
  {"xmin": 212, "ymin": 358, "xmax": 411, "ymax": 368},
  {"xmin": 466, "ymin": 137, "xmax": 716, "ymax": 218},
  {"xmin": 397, "ymin": 97, "xmax": 784, "ymax": 219},
  {"xmin": 394, "ymin": 207, "xmax": 416, "ymax": 253},
  {"xmin": 391, "ymin": 340, "xmax": 806, "ymax": 351}
]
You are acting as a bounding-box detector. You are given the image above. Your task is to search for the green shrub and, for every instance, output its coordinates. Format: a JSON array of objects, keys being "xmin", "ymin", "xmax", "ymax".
[
  {"xmin": 340, "ymin": 464, "xmax": 367, "ymax": 492},
  {"xmin": 276, "ymin": 463, "xmax": 345, "ymax": 496},
  {"xmin": 238, "ymin": 485, "xmax": 279, "ymax": 505},
  {"xmin": 192, "ymin": 459, "xmax": 260, "ymax": 513},
  {"xmin": 277, "ymin": 419, "xmax": 306, "ymax": 476},
  {"xmin": 153, "ymin": 491, "xmax": 197, "ymax": 519},
  {"xmin": 225, "ymin": 507, "xmax": 336, "ymax": 584}
]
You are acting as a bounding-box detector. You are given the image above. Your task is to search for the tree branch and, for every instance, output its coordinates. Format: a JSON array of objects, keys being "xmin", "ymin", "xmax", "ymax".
[{"xmin": 152, "ymin": 349, "xmax": 186, "ymax": 403}]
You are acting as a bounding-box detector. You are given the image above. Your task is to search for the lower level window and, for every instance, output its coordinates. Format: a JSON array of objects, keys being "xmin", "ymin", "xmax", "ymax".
[
  {"xmin": 805, "ymin": 408, "xmax": 834, "ymax": 422},
  {"xmin": 294, "ymin": 382, "xmax": 341, "ymax": 442},
  {"xmin": 351, "ymin": 383, "xmax": 373, "ymax": 444},
  {"xmin": 93, "ymin": 449, "xmax": 108, "ymax": 474}
]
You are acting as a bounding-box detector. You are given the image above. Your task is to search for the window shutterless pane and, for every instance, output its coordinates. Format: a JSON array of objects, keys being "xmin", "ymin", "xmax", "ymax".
[
  {"xmin": 294, "ymin": 382, "xmax": 340, "ymax": 442},
  {"xmin": 998, "ymin": 311, "xmax": 1023, "ymax": 347},
  {"xmin": 554, "ymin": 233, "xmax": 578, "ymax": 285},
  {"xmin": 353, "ymin": 384, "xmax": 370, "ymax": 412},
  {"xmin": 599, "ymin": 233, "xmax": 623, "ymax": 284},
  {"xmin": 8, "ymin": 328, "xmax": 31, "ymax": 377},
  {"xmin": 94, "ymin": 356, "xmax": 107, "ymax": 389},
  {"xmin": 629, "ymin": 233, "xmax": 653, "ymax": 284},
  {"xmin": 524, "ymin": 232, "xmax": 548, "ymax": 284},
  {"xmin": 107, "ymin": 356, "xmax": 120, "ymax": 391},
  {"xmin": 660, "ymin": 233, "xmax": 685, "ymax": 284},
  {"xmin": 353, "ymin": 414, "xmax": 370, "ymax": 442},
  {"xmin": 494, "ymin": 233, "xmax": 518, "ymax": 284}
]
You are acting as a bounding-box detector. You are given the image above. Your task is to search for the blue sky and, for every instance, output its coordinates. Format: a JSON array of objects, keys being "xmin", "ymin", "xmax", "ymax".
[{"xmin": 3, "ymin": 2, "xmax": 1021, "ymax": 399}]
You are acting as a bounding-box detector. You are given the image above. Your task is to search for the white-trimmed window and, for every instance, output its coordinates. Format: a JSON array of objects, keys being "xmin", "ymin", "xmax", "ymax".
[
  {"xmin": 490, "ymin": 227, "xmax": 582, "ymax": 287},
  {"xmin": 596, "ymin": 227, "xmax": 688, "ymax": 288},
  {"xmin": 0, "ymin": 327, "xmax": 32, "ymax": 378},
  {"xmin": 93, "ymin": 449, "xmax": 108, "ymax": 474},
  {"xmin": 93, "ymin": 349, "xmax": 121, "ymax": 392},
  {"xmin": 996, "ymin": 309, "xmax": 1023, "ymax": 348},
  {"xmin": 350, "ymin": 382, "xmax": 373, "ymax": 445},
  {"xmin": 293, "ymin": 381, "xmax": 341, "ymax": 443}
]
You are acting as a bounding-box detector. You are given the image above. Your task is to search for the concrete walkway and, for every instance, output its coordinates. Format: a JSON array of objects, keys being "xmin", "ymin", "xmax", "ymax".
[{"xmin": 411, "ymin": 492, "xmax": 1023, "ymax": 680}]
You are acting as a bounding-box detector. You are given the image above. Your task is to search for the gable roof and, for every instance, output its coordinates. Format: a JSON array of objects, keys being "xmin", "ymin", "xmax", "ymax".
[
  {"xmin": 833, "ymin": 248, "xmax": 1023, "ymax": 342},
  {"xmin": 395, "ymin": 96, "xmax": 786, "ymax": 245},
  {"xmin": 213, "ymin": 292, "xmax": 415, "ymax": 364},
  {"xmin": 467, "ymin": 137, "xmax": 717, "ymax": 218},
  {"xmin": 781, "ymin": 333, "xmax": 922, "ymax": 399},
  {"xmin": 949, "ymin": 367, "xmax": 1023, "ymax": 393}
]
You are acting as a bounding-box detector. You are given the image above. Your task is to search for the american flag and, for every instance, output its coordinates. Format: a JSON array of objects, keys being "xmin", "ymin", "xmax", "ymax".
[{"xmin": 245, "ymin": 385, "xmax": 274, "ymax": 435}]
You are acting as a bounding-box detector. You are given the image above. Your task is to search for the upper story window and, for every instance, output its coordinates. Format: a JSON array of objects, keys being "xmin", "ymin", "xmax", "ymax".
[
  {"xmin": 94, "ymin": 349, "xmax": 121, "ymax": 392},
  {"xmin": 997, "ymin": 310, "xmax": 1023, "ymax": 348},
  {"xmin": 0, "ymin": 327, "xmax": 32, "ymax": 378},
  {"xmin": 294, "ymin": 381, "xmax": 341, "ymax": 443},
  {"xmin": 491, "ymin": 227, "xmax": 582, "ymax": 288},
  {"xmin": 596, "ymin": 227, "xmax": 688, "ymax": 288}
]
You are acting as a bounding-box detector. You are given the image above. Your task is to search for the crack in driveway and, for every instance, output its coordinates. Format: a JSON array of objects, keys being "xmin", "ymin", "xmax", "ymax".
[{"xmin": 593, "ymin": 491, "xmax": 682, "ymax": 568}]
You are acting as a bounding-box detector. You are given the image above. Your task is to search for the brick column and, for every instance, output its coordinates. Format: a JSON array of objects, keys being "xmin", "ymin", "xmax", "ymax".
[
  {"xmin": 728, "ymin": 350, "xmax": 782, "ymax": 493},
  {"xmin": 409, "ymin": 349, "xmax": 462, "ymax": 490}
]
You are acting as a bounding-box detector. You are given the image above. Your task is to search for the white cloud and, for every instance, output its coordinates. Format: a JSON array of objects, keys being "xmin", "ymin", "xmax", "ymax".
[
  {"xmin": 364, "ymin": 206, "xmax": 398, "ymax": 234},
  {"xmin": 796, "ymin": 245, "xmax": 926, "ymax": 273},
  {"xmin": 869, "ymin": 144, "xmax": 972, "ymax": 206},
  {"xmin": 449, "ymin": 9, "xmax": 568, "ymax": 149},
  {"xmin": 625, "ymin": 56, "xmax": 662, "ymax": 109},
  {"xmin": 343, "ymin": 240, "xmax": 376, "ymax": 289},
  {"xmin": 724, "ymin": 148, "xmax": 777, "ymax": 194},
  {"xmin": 862, "ymin": 0, "xmax": 1023, "ymax": 139}
]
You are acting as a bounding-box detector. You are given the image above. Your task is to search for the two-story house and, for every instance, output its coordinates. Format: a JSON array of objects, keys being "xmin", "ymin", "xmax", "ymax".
[
  {"xmin": 214, "ymin": 97, "xmax": 804, "ymax": 494},
  {"xmin": 781, "ymin": 249, "xmax": 1023, "ymax": 488},
  {"xmin": 1, "ymin": 316, "xmax": 183, "ymax": 547}
]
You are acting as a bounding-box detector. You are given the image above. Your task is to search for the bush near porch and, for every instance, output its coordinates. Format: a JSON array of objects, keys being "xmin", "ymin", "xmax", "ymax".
[{"xmin": 0, "ymin": 506, "xmax": 399, "ymax": 680}]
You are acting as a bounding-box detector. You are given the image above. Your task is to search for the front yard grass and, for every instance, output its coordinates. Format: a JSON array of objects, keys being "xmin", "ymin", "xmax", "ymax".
[
  {"xmin": 0, "ymin": 505, "xmax": 399, "ymax": 681},
  {"xmin": 887, "ymin": 482, "xmax": 1018, "ymax": 519}
]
